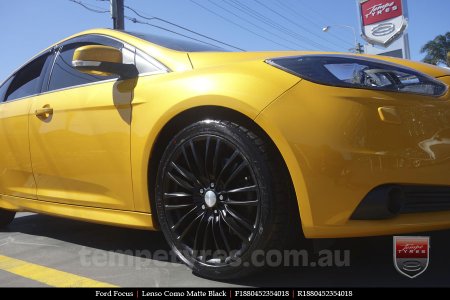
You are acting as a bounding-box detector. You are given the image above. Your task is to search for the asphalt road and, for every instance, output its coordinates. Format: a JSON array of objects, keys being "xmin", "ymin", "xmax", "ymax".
[{"xmin": 0, "ymin": 212, "xmax": 449, "ymax": 287}]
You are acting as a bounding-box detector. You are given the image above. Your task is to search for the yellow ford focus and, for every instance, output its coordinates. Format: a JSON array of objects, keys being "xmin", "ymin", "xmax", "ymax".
[{"xmin": 0, "ymin": 29, "xmax": 449, "ymax": 279}]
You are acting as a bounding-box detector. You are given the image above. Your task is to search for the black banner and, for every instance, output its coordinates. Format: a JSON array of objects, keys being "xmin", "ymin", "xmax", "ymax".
[{"xmin": 1, "ymin": 287, "xmax": 442, "ymax": 298}]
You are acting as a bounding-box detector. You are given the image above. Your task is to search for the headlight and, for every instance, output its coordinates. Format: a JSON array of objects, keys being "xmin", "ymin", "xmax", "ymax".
[{"xmin": 266, "ymin": 55, "xmax": 448, "ymax": 97}]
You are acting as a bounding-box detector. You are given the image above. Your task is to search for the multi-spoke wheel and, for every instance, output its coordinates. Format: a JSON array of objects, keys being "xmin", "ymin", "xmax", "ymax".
[
  {"xmin": 156, "ymin": 120, "xmax": 295, "ymax": 279},
  {"xmin": 0, "ymin": 209, "xmax": 15, "ymax": 228}
]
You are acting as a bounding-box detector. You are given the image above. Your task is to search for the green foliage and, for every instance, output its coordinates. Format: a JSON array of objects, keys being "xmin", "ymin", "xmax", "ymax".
[{"xmin": 420, "ymin": 32, "xmax": 450, "ymax": 66}]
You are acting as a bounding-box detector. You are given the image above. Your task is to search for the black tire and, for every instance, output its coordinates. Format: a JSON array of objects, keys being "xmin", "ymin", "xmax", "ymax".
[
  {"xmin": 155, "ymin": 120, "xmax": 297, "ymax": 280},
  {"xmin": 0, "ymin": 209, "xmax": 15, "ymax": 228}
]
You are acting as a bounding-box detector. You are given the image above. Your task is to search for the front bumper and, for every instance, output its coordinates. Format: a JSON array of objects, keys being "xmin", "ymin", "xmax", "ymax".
[{"xmin": 256, "ymin": 77, "xmax": 450, "ymax": 238}]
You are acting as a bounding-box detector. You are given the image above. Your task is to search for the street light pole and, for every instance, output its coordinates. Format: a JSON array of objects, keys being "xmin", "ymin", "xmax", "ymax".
[
  {"xmin": 110, "ymin": 0, "xmax": 125, "ymax": 30},
  {"xmin": 323, "ymin": 24, "xmax": 363, "ymax": 54}
]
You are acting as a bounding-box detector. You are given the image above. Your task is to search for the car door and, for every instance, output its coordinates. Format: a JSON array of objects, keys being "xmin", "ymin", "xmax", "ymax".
[
  {"xmin": 0, "ymin": 52, "xmax": 53, "ymax": 199},
  {"xmin": 28, "ymin": 35, "xmax": 135, "ymax": 210}
]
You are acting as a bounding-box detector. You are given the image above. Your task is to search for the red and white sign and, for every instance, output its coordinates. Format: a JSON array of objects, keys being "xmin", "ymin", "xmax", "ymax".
[
  {"xmin": 393, "ymin": 236, "xmax": 430, "ymax": 279},
  {"xmin": 359, "ymin": 0, "xmax": 408, "ymax": 47},
  {"xmin": 361, "ymin": 0, "xmax": 403, "ymax": 25}
]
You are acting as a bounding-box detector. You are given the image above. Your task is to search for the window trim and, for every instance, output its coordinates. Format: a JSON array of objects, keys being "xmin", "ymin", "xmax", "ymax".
[
  {"xmin": 44, "ymin": 35, "xmax": 126, "ymax": 94},
  {"xmin": 0, "ymin": 33, "xmax": 170, "ymax": 104},
  {"xmin": 0, "ymin": 75, "xmax": 15, "ymax": 103},
  {"xmin": 0, "ymin": 75, "xmax": 14, "ymax": 93},
  {"xmin": 43, "ymin": 46, "xmax": 61, "ymax": 92}
]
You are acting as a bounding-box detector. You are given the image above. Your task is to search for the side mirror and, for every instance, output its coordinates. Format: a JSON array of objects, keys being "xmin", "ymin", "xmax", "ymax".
[{"xmin": 72, "ymin": 45, "xmax": 137, "ymax": 79}]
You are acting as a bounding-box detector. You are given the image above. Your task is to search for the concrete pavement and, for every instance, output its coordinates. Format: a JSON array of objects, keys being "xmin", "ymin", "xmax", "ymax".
[{"xmin": 1, "ymin": 212, "xmax": 449, "ymax": 287}]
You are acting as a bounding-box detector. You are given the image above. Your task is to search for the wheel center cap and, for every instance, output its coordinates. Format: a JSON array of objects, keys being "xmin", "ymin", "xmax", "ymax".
[{"xmin": 204, "ymin": 190, "xmax": 217, "ymax": 208}]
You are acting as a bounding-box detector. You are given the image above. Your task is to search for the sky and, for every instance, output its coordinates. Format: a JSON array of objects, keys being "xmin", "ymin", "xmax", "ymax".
[{"xmin": 0, "ymin": 0, "xmax": 449, "ymax": 81}]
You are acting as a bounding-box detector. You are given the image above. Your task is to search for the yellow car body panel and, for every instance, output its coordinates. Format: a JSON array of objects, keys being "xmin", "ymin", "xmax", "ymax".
[
  {"xmin": 0, "ymin": 99, "xmax": 36, "ymax": 199},
  {"xmin": 188, "ymin": 50, "xmax": 450, "ymax": 78},
  {"xmin": 130, "ymin": 59, "xmax": 300, "ymax": 212},
  {"xmin": 256, "ymin": 76, "xmax": 450, "ymax": 237},
  {"xmin": 0, "ymin": 194, "xmax": 153, "ymax": 229},
  {"xmin": 28, "ymin": 81, "xmax": 134, "ymax": 210},
  {"xmin": 1, "ymin": 28, "xmax": 450, "ymax": 239}
]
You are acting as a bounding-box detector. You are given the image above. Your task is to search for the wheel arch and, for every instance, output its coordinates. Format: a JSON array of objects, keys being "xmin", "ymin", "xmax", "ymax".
[{"xmin": 146, "ymin": 105, "xmax": 302, "ymax": 231}]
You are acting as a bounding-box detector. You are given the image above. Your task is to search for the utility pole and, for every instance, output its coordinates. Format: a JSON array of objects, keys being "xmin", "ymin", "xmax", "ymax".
[
  {"xmin": 110, "ymin": 0, "xmax": 125, "ymax": 30},
  {"xmin": 356, "ymin": 42, "xmax": 364, "ymax": 54}
]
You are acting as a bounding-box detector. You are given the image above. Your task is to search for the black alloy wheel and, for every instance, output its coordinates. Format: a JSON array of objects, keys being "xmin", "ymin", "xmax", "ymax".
[{"xmin": 155, "ymin": 120, "xmax": 295, "ymax": 279}]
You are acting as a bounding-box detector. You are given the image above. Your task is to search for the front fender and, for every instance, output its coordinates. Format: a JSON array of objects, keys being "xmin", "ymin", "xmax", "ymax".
[{"xmin": 130, "ymin": 61, "xmax": 299, "ymax": 214}]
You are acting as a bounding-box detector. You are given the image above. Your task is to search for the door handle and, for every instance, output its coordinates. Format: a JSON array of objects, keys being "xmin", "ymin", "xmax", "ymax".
[{"xmin": 35, "ymin": 106, "xmax": 53, "ymax": 118}]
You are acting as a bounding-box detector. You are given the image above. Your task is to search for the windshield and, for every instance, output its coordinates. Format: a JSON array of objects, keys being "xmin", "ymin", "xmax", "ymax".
[{"xmin": 125, "ymin": 31, "xmax": 227, "ymax": 52}]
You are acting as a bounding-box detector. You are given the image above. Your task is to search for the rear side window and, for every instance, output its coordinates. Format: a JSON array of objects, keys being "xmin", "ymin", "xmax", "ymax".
[{"xmin": 5, "ymin": 53, "xmax": 50, "ymax": 101}]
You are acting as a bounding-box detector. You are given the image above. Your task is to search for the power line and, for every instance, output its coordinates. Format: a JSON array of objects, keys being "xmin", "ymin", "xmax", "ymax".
[
  {"xmin": 205, "ymin": 0, "xmax": 302, "ymax": 50},
  {"xmin": 189, "ymin": 0, "xmax": 295, "ymax": 50},
  {"xmin": 223, "ymin": 0, "xmax": 333, "ymax": 51},
  {"xmin": 273, "ymin": 0, "xmax": 354, "ymax": 48},
  {"xmin": 125, "ymin": 16, "xmax": 225, "ymax": 49},
  {"xmin": 296, "ymin": 0, "xmax": 335, "ymax": 22},
  {"xmin": 68, "ymin": 0, "xmax": 109, "ymax": 13},
  {"xmin": 69, "ymin": 0, "xmax": 243, "ymax": 51},
  {"xmin": 227, "ymin": 0, "xmax": 335, "ymax": 51},
  {"xmin": 253, "ymin": 0, "xmax": 348, "ymax": 51},
  {"xmin": 125, "ymin": 5, "xmax": 245, "ymax": 51},
  {"xmin": 295, "ymin": 0, "xmax": 350, "ymax": 31}
]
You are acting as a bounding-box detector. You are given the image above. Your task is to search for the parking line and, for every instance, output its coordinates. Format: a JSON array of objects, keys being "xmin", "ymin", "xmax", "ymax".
[{"xmin": 0, "ymin": 254, "xmax": 117, "ymax": 287}]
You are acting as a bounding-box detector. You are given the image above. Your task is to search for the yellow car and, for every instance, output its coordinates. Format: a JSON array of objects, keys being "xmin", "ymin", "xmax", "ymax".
[{"xmin": 0, "ymin": 28, "xmax": 449, "ymax": 279}]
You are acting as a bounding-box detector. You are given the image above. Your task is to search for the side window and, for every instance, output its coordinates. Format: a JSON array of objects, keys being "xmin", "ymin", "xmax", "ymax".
[
  {"xmin": 48, "ymin": 43, "xmax": 115, "ymax": 91},
  {"xmin": 0, "ymin": 76, "xmax": 14, "ymax": 102},
  {"xmin": 135, "ymin": 49, "xmax": 163, "ymax": 74},
  {"xmin": 48, "ymin": 36, "xmax": 124, "ymax": 92},
  {"xmin": 5, "ymin": 53, "xmax": 50, "ymax": 101}
]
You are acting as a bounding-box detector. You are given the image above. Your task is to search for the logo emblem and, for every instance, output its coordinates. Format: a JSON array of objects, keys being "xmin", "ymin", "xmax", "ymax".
[
  {"xmin": 393, "ymin": 236, "xmax": 430, "ymax": 278},
  {"xmin": 359, "ymin": 0, "xmax": 408, "ymax": 46},
  {"xmin": 372, "ymin": 23, "xmax": 395, "ymax": 36}
]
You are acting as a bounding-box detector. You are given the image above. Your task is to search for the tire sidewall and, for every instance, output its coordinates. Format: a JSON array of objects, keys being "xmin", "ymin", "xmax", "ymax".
[{"xmin": 155, "ymin": 120, "xmax": 275, "ymax": 279}]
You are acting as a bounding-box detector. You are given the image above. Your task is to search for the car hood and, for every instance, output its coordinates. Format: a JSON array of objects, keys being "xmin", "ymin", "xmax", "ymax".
[{"xmin": 188, "ymin": 51, "xmax": 450, "ymax": 79}]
